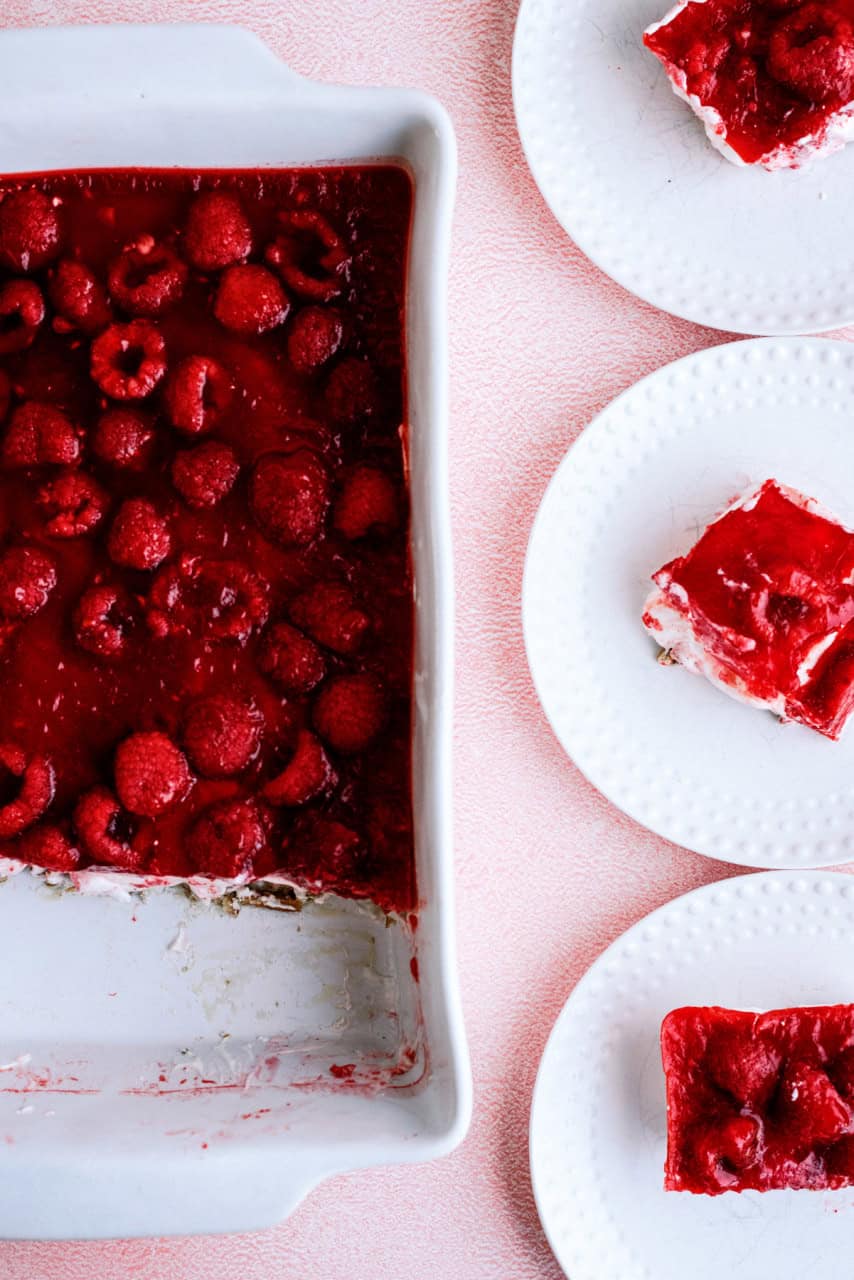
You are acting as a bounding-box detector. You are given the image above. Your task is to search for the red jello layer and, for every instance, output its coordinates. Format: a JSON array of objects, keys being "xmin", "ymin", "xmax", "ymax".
[
  {"xmin": 662, "ymin": 1005, "xmax": 854, "ymax": 1194},
  {"xmin": 646, "ymin": 479, "xmax": 854, "ymax": 739},
  {"xmin": 645, "ymin": 0, "xmax": 854, "ymax": 164},
  {"xmin": 0, "ymin": 167, "xmax": 415, "ymax": 913}
]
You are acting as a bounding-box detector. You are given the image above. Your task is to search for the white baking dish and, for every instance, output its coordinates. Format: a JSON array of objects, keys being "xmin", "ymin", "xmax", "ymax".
[{"xmin": 0, "ymin": 23, "xmax": 469, "ymax": 1238}]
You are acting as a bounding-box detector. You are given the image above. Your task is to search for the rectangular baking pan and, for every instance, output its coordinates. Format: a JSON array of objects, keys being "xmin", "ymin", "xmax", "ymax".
[{"xmin": 0, "ymin": 22, "xmax": 470, "ymax": 1238}]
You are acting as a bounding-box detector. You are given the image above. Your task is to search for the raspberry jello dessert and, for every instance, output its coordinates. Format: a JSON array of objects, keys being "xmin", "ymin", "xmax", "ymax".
[
  {"xmin": 662, "ymin": 1004, "xmax": 854, "ymax": 1193},
  {"xmin": 0, "ymin": 167, "xmax": 414, "ymax": 914},
  {"xmin": 642, "ymin": 479, "xmax": 854, "ymax": 739},
  {"xmin": 644, "ymin": 1, "xmax": 854, "ymax": 169}
]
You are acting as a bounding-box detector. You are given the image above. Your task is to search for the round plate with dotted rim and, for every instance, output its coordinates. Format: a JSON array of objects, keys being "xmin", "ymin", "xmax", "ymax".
[
  {"xmin": 531, "ymin": 870, "xmax": 854, "ymax": 1280},
  {"xmin": 512, "ymin": 0, "xmax": 854, "ymax": 335},
  {"xmin": 524, "ymin": 336, "xmax": 854, "ymax": 870}
]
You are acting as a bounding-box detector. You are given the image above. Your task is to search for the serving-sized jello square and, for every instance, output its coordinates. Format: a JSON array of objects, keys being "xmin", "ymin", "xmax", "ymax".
[
  {"xmin": 643, "ymin": 478, "xmax": 854, "ymax": 740},
  {"xmin": 644, "ymin": 0, "xmax": 854, "ymax": 170},
  {"xmin": 661, "ymin": 1004, "xmax": 854, "ymax": 1194}
]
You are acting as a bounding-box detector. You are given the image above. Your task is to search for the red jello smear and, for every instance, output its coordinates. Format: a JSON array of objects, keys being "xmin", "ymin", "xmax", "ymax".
[
  {"xmin": 662, "ymin": 1005, "xmax": 854, "ymax": 1194},
  {"xmin": 645, "ymin": 0, "xmax": 854, "ymax": 164},
  {"xmin": 0, "ymin": 167, "xmax": 416, "ymax": 914}
]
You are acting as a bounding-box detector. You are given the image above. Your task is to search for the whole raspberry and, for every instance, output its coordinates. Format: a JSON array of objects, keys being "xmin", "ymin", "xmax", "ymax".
[
  {"xmin": 108, "ymin": 498, "xmax": 171, "ymax": 570},
  {"xmin": 0, "ymin": 546, "xmax": 56, "ymax": 618},
  {"xmin": 0, "ymin": 743, "xmax": 55, "ymax": 838},
  {"xmin": 171, "ymin": 440, "xmax": 239, "ymax": 509},
  {"xmin": 0, "ymin": 188, "xmax": 61, "ymax": 272},
  {"xmin": 249, "ymin": 449, "xmax": 330, "ymax": 548},
  {"xmin": 776, "ymin": 1061, "xmax": 851, "ymax": 1149},
  {"xmin": 147, "ymin": 555, "xmax": 270, "ymax": 644},
  {"xmin": 90, "ymin": 320, "xmax": 167, "ymax": 400},
  {"xmin": 114, "ymin": 732, "xmax": 191, "ymax": 817},
  {"xmin": 768, "ymin": 5, "xmax": 854, "ymax": 104},
  {"xmin": 313, "ymin": 673, "xmax": 386, "ymax": 754},
  {"xmin": 289, "ymin": 581, "xmax": 370, "ymax": 655},
  {"xmin": 263, "ymin": 729, "xmax": 336, "ymax": 807},
  {"xmin": 213, "ymin": 264, "xmax": 289, "ymax": 335},
  {"xmin": 73, "ymin": 785, "xmax": 142, "ymax": 869},
  {"xmin": 73, "ymin": 583, "xmax": 136, "ymax": 658},
  {"xmin": 163, "ymin": 355, "xmax": 233, "ymax": 435},
  {"xmin": 287, "ymin": 306, "xmax": 344, "ymax": 374},
  {"xmin": 2, "ymin": 401, "xmax": 82, "ymax": 468},
  {"xmin": 16, "ymin": 823, "xmax": 80, "ymax": 872},
  {"xmin": 265, "ymin": 209, "xmax": 349, "ymax": 301},
  {"xmin": 38, "ymin": 470, "xmax": 108, "ymax": 538},
  {"xmin": 48, "ymin": 259, "xmax": 111, "ymax": 334},
  {"xmin": 91, "ymin": 406, "xmax": 154, "ymax": 470},
  {"xmin": 107, "ymin": 237, "xmax": 188, "ymax": 317},
  {"xmin": 187, "ymin": 797, "xmax": 267, "ymax": 878},
  {"xmin": 0, "ymin": 280, "xmax": 45, "ymax": 355},
  {"xmin": 182, "ymin": 693, "xmax": 263, "ymax": 778},
  {"xmin": 184, "ymin": 191, "xmax": 252, "ymax": 271},
  {"xmin": 692, "ymin": 1115, "xmax": 761, "ymax": 1178},
  {"xmin": 258, "ymin": 621, "xmax": 326, "ymax": 694},
  {"xmin": 284, "ymin": 814, "xmax": 366, "ymax": 894},
  {"xmin": 0, "ymin": 372, "xmax": 9, "ymax": 424},
  {"xmin": 334, "ymin": 465, "xmax": 400, "ymax": 541},
  {"xmin": 325, "ymin": 357, "xmax": 380, "ymax": 425}
]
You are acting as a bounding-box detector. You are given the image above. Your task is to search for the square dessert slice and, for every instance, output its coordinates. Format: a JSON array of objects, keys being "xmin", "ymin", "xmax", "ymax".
[
  {"xmin": 661, "ymin": 1005, "xmax": 854, "ymax": 1194},
  {"xmin": 642, "ymin": 479, "xmax": 854, "ymax": 739},
  {"xmin": 644, "ymin": 1, "xmax": 854, "ymax": 169}
]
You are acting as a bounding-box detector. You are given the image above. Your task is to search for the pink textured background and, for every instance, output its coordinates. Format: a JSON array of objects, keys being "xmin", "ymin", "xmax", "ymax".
[{"xmin": 0, "ymin": 2, "xmax": 810, "ymax": 1276}]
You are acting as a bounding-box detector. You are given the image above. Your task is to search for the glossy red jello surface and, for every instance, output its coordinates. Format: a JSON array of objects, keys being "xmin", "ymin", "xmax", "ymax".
[
  {"xmin": 662, "ymin": 1005, "xmax": 854, "ymax": 1193},
  {"xmin": 0, "ymin": 167, "xmax": 415, "ymax": 913},
  {"xmin": 645, "ymin": 0, "xmax": 854, "ymax": 164},
  {"xmin": 645, "ymin": 479, "xmax": 854, "ymax": 739}
]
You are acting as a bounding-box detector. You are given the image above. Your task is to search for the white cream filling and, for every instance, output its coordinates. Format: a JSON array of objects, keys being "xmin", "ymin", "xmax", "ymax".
[
  {"xmin": 644, "ymin": 584, "xmax": 787, "ymax": 716},
  {"xmin": 692, "ymin": 479, "xmax": 837, "ymax": 527},
  {"xmin": 645, "ymin": 0, "xmax": 702, "ymax": 41},
  {"xmin": 0, "ymin": 857, "xmax": 312, "ymax": 906},
  {"xmin": 796, "ymin": 631, "xmax": 840, "ymax": 686}
]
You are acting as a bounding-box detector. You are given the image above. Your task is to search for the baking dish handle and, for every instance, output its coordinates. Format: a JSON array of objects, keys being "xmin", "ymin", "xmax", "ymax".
[
  {"xmin": 274, "ymin": 1165, "xmax": 329, "ymax": 1221},
  {"xmin": 1, "ymin": 23, "xmax": 306, "ymax": 101},
  {"xmin": 160, "ymin": 23, "xmax": 309, "ymax": 95}
]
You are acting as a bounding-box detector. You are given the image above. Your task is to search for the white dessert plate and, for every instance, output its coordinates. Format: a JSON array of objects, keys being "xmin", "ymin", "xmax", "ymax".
[
  {"xmin": 531, "ymin": 869, "xmax": 854, "ymax": 1280},
  {"xmin": 524, "ymin": 336, "xmax": 854, "ymax": 871},
  {"xmin": 512, "ymin": 0, "xmax": 854, "ymax": 335}
]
